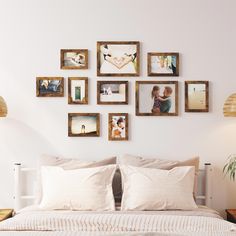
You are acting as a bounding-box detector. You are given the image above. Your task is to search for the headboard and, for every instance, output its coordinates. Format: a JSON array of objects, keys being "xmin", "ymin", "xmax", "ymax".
[{"xmin": 13, "ymin": 163, "xmax": 213, "ymax": 211}]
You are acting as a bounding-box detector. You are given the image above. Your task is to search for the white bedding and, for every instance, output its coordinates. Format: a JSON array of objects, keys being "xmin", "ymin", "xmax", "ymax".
[{"xmin": 0, "ymin": 206, "xmax": 235, "ymax": 236}]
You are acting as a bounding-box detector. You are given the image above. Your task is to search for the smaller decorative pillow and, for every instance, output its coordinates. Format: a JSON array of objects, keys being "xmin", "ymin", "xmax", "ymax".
[
  {"xmin": 120, "ymin": 165, "xmax": 197, "ymax": 211},
  {"xmin": 39, "ymin": 165, "xmax": 117, "ymax": 211}
]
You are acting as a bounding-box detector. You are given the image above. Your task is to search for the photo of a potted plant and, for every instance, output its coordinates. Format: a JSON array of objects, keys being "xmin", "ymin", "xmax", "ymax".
[{"xmin": 223, "ymin": 155, "xmax": 236, "ymax": 180}]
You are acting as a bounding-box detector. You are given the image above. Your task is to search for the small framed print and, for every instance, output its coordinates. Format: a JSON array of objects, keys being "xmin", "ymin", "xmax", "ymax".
[
  {"xmin": 97, "ymin": 81, "xmax": 128, "ymax": 105},
  {"xmin": 136, "ymin": 81, "xmax": 178, "ymax": 116},
  {"xmin": 148, "ymin": 52, "xmax": 179, "ymax": 76},
  {"xmin": 61, "ymin": 49, "xmax": 88, "ymax": 69},
  {"xmin": 108, "ymin": 113, "xmax": 128, "ymax": 141},
  {"xmin": 185, "ymin": 81, "xmax": 209, "ymax": 112},
  {"xmin": 68, "ymin": 77, "xmax": 88, "ymax": 104},
  {"xmin": 97, "ymin": 41, "xmax": 140, "ymax": 77},
  {"xmin": 68, "ymin": 113, "xmax": 100, "ymax": 137},
  {"xmin": 36, "ymin": 77, "xmax": 64, "ymax": 97}
]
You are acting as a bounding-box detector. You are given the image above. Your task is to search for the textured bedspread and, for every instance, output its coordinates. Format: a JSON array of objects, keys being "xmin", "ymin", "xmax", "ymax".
[{"xmin": 0, "ymin": 206, "xmax": 235, "ymax": 236}]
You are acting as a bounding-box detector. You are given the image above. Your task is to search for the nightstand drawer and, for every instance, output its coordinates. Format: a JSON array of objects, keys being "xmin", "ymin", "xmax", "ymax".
[
  {"xmin": 226, "ymin": 209, "xmax": 236, "ymax": 223},
  {"xmin": 0, "ymin": 209, "xmax": 14, "ymax": 222}
]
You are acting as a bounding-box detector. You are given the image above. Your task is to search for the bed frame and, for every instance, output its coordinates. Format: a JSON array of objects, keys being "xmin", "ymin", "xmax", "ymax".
[{"xmin": 13, "ymin": 163, "xmax": 213, "ymax": 211}]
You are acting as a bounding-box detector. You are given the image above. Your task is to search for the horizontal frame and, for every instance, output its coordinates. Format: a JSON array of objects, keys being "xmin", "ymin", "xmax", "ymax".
[{"xmin": 136, "ymin": 81, "xmax": 179, "ymax": 116}]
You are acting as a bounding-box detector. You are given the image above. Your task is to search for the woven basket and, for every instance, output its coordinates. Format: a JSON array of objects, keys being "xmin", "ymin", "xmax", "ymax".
[
  {"xmin": 0, "ymin": 96, "xmax": 7, "ymax": 117},
  {"xmin": 223, "ymin": 93, "xmax": 236, "ymax": 117}
]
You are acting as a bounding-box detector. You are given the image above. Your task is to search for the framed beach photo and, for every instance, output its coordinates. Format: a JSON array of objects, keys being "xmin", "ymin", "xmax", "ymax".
[
  {"xmin": 61, "ymin": 49, "xmax": 88, "ymax": 69},
  {"xmin": 36, "ymin": 77, "xmax": 64, "ymax": 97},
  {"xmin": 185, "ymin": 81, "xmax": 209, "ymax": 112},
  {"xmin": 68, "ymin": 113, "xmax": 100, "ymax": 137},
  {"xmin": 148, "ymin": 53, "xmax": 179, "ymax": 76},
  {"xmin": 97, "ymin": 41, "xmax": 140, "ymax": 76},
  {"xmin": 97, "ymin": 81, "xmax": 128, "ymax": 105},
  {"xmin": 136, "ymin": 81, "xmax": 178, "ymax": 116},
  {"xmin": 68, "ymin": 77, "xmax": 88, "ymax": 104},
  {"xmin": 108, "ymin": 113, "xmax": 128, "ymax": 141}
]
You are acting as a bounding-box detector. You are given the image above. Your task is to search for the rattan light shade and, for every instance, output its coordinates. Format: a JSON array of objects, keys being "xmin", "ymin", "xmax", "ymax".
[
  {"xmin": 0, "ymin": 96, "xmax": 7, "ymax": 117},
  {"xmin": 223, "ymin": 93, "xmax": 236, "ymax": 117}
]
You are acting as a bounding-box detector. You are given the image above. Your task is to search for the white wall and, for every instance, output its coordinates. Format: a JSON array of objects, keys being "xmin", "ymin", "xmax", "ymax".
[{"xmin": 0, "ymin": 0, "xmax": 236, "ymax": 215}]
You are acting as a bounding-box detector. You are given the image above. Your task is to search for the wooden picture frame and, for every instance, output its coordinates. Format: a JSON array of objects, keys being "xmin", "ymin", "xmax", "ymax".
[
  {"xmin": 97, "ymin": 41, "xmax": 140, "ymax": 77},
  {"xmin": 97, "ymin": 81, "xmax": 128, "ymax": 105},
  {"xmin": 68, "ymin": 113, "xmax": 100, "ymax": 137},
  {"xmin": 136, "ymin": 81, "xmax": 178, "ymax": 116},
  {"xmin": 185, "ymin": 81, "xmax": 209, "ymax": 112},
  {"xmin": 61, "ymin": 49, "xmax": 88, "ymax": 69},
  {"xmin": 148, "ymin": 52, "xmax": 179, "ymax": 76},
  {"xmin": 68, "ymin": 77, "xmax": 88, "ymax": 105},
  {"xmin": 108, "ymin": 113, "xmax": 128, "ymax": 141},
  {"xmin": 36, "ymin": 77, "xmax": 64, "ymax": 97}
]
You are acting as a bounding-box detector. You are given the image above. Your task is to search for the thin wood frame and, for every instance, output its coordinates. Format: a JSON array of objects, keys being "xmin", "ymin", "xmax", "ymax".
[
  {"xmin": 185, "ymin": 81, "xmax": 209, "ymax": 112},
  {"xmin": 36, "ymin": 77, "xmax": 64, "ymax": 97},
  {"xmin": 97, "ymin": 81, "xmax": 128, "ymax": 105},
  {"xmin": 68, "ymin": 77, "xmax": 88, "ymax": 105},
  {"xmin": 148, "ymin": 52, "xmax": 179, "ymax": 76},
  {"xmin": 136, "ymin": 81, "xmax": 179, "ymax": 116},
  {"xmin": 61, "ymin": 49, "xmax": 88, "ymax": 69},
  {"xmin": 108, "ymin": 113, "xmax": 128, "ymax": 141},
  {"xmin": 97, "ymin": 41, "xmax": 140, "ymax": 77},
  {"xmin": 68, "ymin": 113, "xmax": 100, "ymax": 137}
]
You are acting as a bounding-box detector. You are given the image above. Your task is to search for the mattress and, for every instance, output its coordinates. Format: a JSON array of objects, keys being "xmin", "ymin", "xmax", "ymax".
[{"xmin": 0, "ymin": 205, "xmax": 235, "ymax": 236}]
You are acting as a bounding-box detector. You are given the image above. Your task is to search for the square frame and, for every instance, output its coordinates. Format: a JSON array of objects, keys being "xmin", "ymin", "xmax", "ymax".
[{"xmin": 97, "ymin": 41, "xmax": 140, "ymax": 77}]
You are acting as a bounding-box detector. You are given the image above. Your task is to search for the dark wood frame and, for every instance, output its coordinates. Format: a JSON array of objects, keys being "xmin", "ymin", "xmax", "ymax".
[
  {"xmin": 97, "ymin": 81, "xmax": 128, "ymax": 105},
  {"xmin": 97, "ymin": 41, "xmax": 140, "ymax": 77},
  {"xmin": 135, "ymin": 81, "xmax": 179, "ymax": 116},
  {"xmin": 108, "ymin": 113, "xmax": 128, "ymax": 141},
  {"xmin": 68, "ymin": 77, "xmax": 88, "ymax": 105},
  {"xmin": 60, "ymin": 49, "xmax": 88, "ymax": 69},
  {"xmin": 36, "ymin": 77, "xmax": 64, "ymax": 97},
  {"xmin": 68, "ymin": 113, "xmax": 100, "ymax": 137},
  {"xmin": 185, "ymin": 81, "xmax": 209, "ymax": 112},
  {"xmin": 147, "ymin": 52, "xmax": 179, "ymax": 76}
]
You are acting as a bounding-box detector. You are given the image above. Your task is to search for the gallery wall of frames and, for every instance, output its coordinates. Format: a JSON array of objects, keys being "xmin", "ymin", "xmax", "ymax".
[{"xmin": 36, "ymin": 41, "xmax": 209, "ymax": 141}]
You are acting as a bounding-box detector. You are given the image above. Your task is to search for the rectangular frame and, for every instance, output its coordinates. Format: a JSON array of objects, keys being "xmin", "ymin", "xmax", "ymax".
[
  {"xmin": 68, "ymin": 113, "xmax": 100, "ymax": 137},
  {"xmin": 60, "ymin": 49, "xmax": 88, "ymax": 69},
  {"xmin": 36, "ymin": 77, "xmax": 64, "ymax": 97},
  {"xmin": 108, "ymin": 113, "xmax": 128, "ymax": 141},
  {"xmin": 68, "ymin": 77, "xmax": 88, "ymax": 105},
  {"xmin": 185, "ymin": 81, "xmax": 209, "ymax": 112},
  {"xmin": 148, "ymin": 52, "xmax": 179, "ymax": 76},
  {"xmin": 136, "ymin": 81, "xmax": 179, "ymax": 116},
  {"xmin": 97, "ymin": 41, "xmax": 140, "ymax": 77},
  {"xmin": 97, "ymin": 81, "xmax": 128, "ymax": 105}
]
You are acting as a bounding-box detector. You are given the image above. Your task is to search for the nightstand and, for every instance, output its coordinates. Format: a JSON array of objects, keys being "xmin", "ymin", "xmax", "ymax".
[
  {"xmin": 0, "ymin": 209, "xmax": 14, "ymax": 222},
  {"xmin": 226, "ymin": 209, "xmax": 236, "ymax": 223}
]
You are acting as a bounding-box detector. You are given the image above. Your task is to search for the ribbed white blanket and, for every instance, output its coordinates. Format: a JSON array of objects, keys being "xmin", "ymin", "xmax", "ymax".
[{"xmin": 0, "ymin": 206, "xmax": 235, "ymax": 236}]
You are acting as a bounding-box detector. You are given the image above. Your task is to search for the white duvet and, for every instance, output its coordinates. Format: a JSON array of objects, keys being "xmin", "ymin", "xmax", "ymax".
[{"xmin": 0, "ymin": 206, "xmax": 235, "ymax": 236}]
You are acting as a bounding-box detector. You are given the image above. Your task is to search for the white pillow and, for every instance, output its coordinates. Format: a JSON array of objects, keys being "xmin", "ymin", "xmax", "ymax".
[
  {"xmin": 120, "ymin": 165, "xmax": 197, "ymax": 211},
  {"xmin": 39, "ymin": 165, "xmax": 117, "ymax": 211}
]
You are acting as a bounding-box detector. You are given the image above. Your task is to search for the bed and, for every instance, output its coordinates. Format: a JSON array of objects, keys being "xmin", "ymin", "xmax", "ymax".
[{"xmin": 0, "ymin": 161, "xmax": 235, "ymax": 236}]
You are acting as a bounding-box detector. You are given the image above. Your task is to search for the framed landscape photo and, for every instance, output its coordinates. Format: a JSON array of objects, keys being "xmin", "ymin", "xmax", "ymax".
[
  {"xmin": 36, "ymin": 77, "xmax": 64, "ymax": 97},
  {"xmin": 108, "ymin": 113, "xmax": 128, "ymax": 141},
  {"xmin": 61, "ymin": 49, "xmax": 88, "ymax": 69},
  {"xmin": 68, "ymin": 77, "xmax": 88, "ymax": 104},
  {"xmin": 148, "ymin": 52, "xmax": 179, "ymax": 76},
  {"xmin": 97, "ymin": 41, "xmax": 140, "ymax": 77},
  {"xmin": 97, "ymin": 81, "xmax": 128, "ymax": 105},
  {"xmin": 136, "ymin": 81, "xmax": 178, "ymax": 116},
  {"xmin": 68, "ymin": 113, "xmax": 100, "ymax": 137},
  {"xmin": 185, "ymin": 81, "xmax": 209, "ymax": 112}
]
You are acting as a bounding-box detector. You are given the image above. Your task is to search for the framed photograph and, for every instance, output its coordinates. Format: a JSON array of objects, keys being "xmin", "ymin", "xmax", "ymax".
[
  {"xmin": 185, "ymin": 81, "xmax": 209, "ymax": 112},
  {"xmin": 61, "ymin": 49, "xmax": 88, "ymax": 69},
  {"xmin": 68, "ymin": 77, "xmax": 88, "ymax": 104},
  {"xmin": 97, "ymin": 41, "xmax": 140, "ymax": 77},
  {"xmin": 148, "ymin": 52, "xmax": 179, "ymax": 76},
  {"xmin": 68, "ymin": 113, "xmax": 100, "ymax": 137},
  {"xmin": 136, "ymin": 81, "xmax": 178, "ymax": 116},
  {"xmin": 97, "ymin": 81, "xmax": 128, "ymax": 105},
  {"xmin": 36, "ymin": 77, "xmax": 64, "ymax": 97},
  {"xmin": 108, "ymin": 113, "xmax": 128, "ymax": 141}
]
